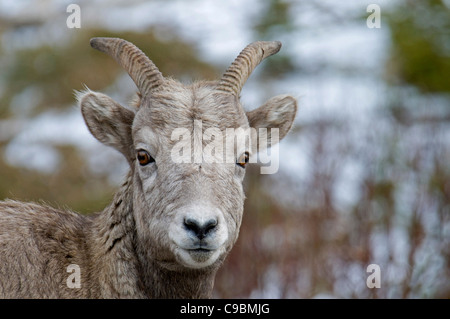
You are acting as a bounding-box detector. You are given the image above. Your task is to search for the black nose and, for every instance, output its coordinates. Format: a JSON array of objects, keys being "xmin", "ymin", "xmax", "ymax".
[{"xmin": 184, "ymin": 218, "xmax": 218, "ymax": 240}]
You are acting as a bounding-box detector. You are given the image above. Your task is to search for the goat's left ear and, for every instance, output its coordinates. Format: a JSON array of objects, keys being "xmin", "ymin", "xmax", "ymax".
[
  {"xmin": 78, "ymin": 91, "xmax": 135, "ymax": 163},
  {"xmin": 246, "ymin": 94, "xmax": 297, "ymax": 151}
]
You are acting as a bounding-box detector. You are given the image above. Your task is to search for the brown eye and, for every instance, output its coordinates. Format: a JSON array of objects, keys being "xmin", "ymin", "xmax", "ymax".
[
  {"xmin": 236, "ymin": 152, "xmax": 249, "ymax": 168},
  {"xmin": 137, "ymin": 150, "xmax": 154, "ymax": 166}
]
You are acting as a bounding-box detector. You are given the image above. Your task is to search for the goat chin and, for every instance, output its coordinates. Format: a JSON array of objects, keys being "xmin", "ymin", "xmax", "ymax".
[{"xmin": 175, "ymin": 246, "xmax": 226, "ymax": 270}]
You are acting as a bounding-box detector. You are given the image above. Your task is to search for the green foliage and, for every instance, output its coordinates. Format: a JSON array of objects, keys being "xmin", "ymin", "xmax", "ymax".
[
  {"xmin": 251, "ymin": 0, "xmax": 296, "ymax": 78},
  {"xmin": 253, "ymin": 0, "xmax": 295, "ymax": 38},
  {"xmin": 385, "ymin": 0, "xmax": 450, "ymax": 93}
]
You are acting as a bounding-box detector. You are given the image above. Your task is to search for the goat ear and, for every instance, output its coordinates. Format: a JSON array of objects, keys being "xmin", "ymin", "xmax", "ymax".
[
  {"xmin": 246, "ymin": 94, "xmax": 297, "ymax": 151},
  {"xmin": 79, "ymin": 91, "xmax": 135, "ymax": 163}
]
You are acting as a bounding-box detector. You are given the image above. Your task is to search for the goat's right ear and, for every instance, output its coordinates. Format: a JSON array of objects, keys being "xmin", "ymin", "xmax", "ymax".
[{"xmin": 78, "ymin": 91, "xmax": 135, "ymax": 163}]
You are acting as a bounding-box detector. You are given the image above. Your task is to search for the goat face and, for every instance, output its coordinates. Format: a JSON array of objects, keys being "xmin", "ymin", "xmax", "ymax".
[
  {"xmin": 79, "ymin": 38, "xmax": 297, "ymax": 270},
  {"xmin": 130, "ymin": 84, "xmax": 249, "ymax": 269}
]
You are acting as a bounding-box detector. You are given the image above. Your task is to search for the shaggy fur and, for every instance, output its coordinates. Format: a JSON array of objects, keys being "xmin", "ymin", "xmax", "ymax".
[{"xmin": 0, "ymin": 39, "xmax": 297, "ymax": 298}]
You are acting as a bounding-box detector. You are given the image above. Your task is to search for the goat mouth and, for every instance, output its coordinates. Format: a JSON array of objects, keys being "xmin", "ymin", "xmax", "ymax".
[
  {"xmin": 187, "ymin": 248, "xmax": 214, "ymax": 263},
  {"xmin": 188, "ymin": 248, "xmax": 213, "ymax": 255}
]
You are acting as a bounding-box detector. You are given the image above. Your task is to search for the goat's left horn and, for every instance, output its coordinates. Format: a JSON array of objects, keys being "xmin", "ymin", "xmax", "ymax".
[
  {"xmin": 90, "ymin": 37, "xmax": 164, "ymax": 97},
  {"xmin": 216, "ymin": 41, "xmax": 282, "ymax": 96}
]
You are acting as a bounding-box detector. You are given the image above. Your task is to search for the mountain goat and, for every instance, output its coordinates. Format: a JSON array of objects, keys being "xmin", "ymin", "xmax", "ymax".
[{"xmin": 0, "ymin": 37, "xmax": 297, "ymax": 298}]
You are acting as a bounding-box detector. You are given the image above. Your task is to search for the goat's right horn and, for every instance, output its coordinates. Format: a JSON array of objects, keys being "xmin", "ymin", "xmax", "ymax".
[
  {"xmin": 90, "ymin": 37, "xmax": 164, "ymax": 97},
  {"xmin": 216, "ymin": 41, "xmax": 282, "ymax": 96}
]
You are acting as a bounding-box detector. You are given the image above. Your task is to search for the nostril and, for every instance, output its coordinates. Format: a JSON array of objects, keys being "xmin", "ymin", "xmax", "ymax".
[
  {"xmin": 204, "ymin": 219, "xmax": 218, "ymax": 233},
  {"xmin": 184, "ymin": 218, "xmax": 218, "ymax": 240},
  {"xmin": 184, "ymin": 218, "xmax": 201, "ymax": 234}
]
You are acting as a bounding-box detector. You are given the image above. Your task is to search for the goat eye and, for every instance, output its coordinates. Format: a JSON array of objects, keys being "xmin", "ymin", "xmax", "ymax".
[
  {"xmin": 236, "ymin": 152, "xmax": 249, "ymax": 168},
  {"xmin": 136, "ymin": 150, "xmax": 154, "ymax": 166}
]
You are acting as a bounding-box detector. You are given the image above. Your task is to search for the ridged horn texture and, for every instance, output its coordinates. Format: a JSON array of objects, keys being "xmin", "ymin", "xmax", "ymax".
[
  {"xmin": 216, "ymin": 41, "xmax": 282, "ymax": 95},
  {"xmin": 90, "ymin": 37, "xmax": 164, "ymax": 97}
]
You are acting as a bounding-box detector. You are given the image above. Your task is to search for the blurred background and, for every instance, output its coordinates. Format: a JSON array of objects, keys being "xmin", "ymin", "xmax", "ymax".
[{"xmin": 0, "ymin": 0, "xmax": 449, "ymax": 298}]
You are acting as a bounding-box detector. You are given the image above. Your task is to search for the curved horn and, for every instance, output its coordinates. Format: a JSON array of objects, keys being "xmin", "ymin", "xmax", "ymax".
[
  {"xmin": 90, "ymin": 37, "xmax": 164, "ymax": 96},
  {"xmin": 216, "ymin": 41, "xmax": 282, "ymax": 95}
]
